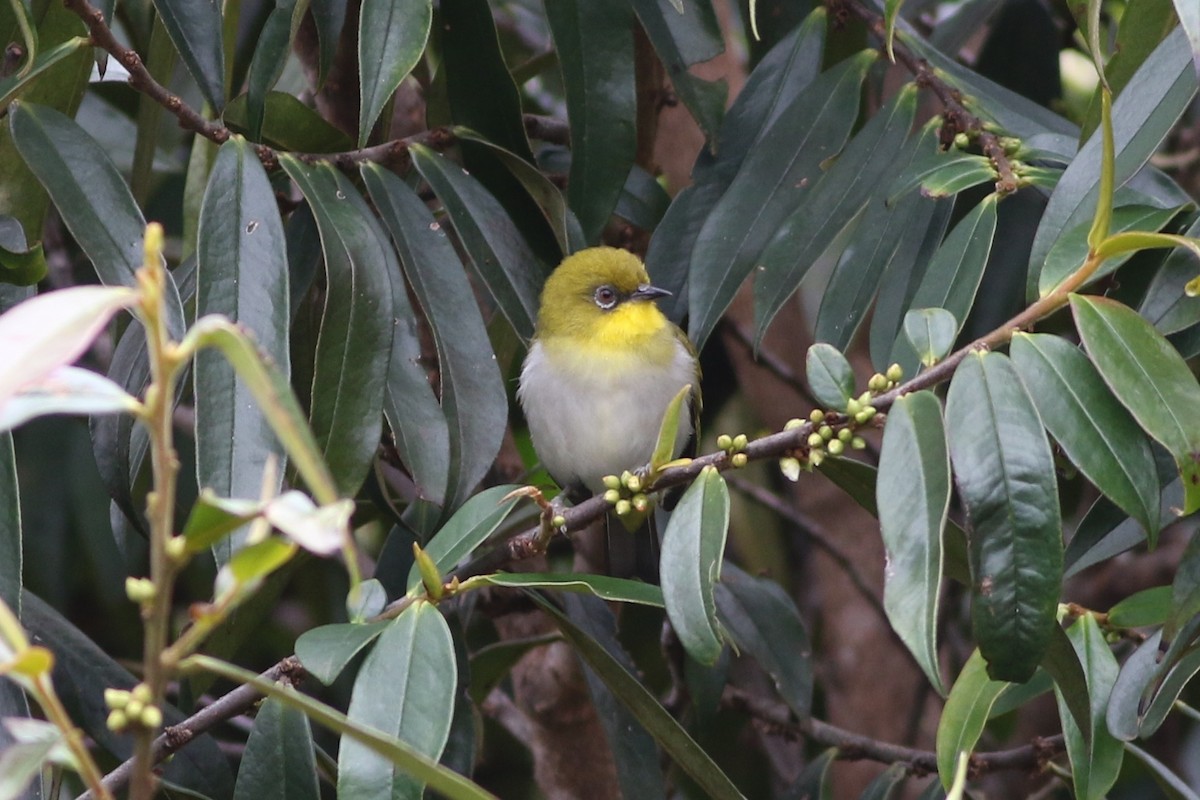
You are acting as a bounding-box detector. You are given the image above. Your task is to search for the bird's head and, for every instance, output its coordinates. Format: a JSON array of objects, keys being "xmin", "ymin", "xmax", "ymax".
[{"xmin": 535, "ymin": 247, "xmax": 672, "ymax": 347}]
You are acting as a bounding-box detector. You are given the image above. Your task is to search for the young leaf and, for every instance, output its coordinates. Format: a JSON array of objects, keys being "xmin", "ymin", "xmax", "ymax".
[
  {"xmin": 805, "ymin": 344, "xmax": 855, "ymax": 409},
  {"xmin": 903, "ymin": 308, "xmax": 958, "ymax": 368},
  {"xmin": 660, "ymin": 466, "xmax": 730, "ymax": 665},
  {"xmin": 945, "ymin": 351, "xmax": 1062, "ymax": 682},
  {"xmin": 1071, "ymin": 294, "xmax": 1200, "ymax": 515},
  {"xmin": 936, "ymin": 649, "xmax": 1009, "ymax": 789},
  {"xmin": 357, "ymin": 0, "xmax": 432, "ymax": 147},
  {"xmin": 877, "ymin": 391, "xmax": 949, "ymax": 695},
  {"xmin": 651, "ymin": 383, "xmax": 693, "ymax": 471}
]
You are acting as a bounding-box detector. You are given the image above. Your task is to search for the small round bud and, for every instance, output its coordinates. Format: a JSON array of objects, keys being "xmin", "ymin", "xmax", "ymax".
[
  {"xmin": 106, "ymin": 710, "xmax": 128, "ymax": 732},
  {"xmin": 858, "ymin": 391, "xmax": 873, "ymax": 406},
  {"xmin": 731, "ymin": 453, "xmax": 748, "ymax": 468},
  {"xmin": 953, "ymin": 132, "xmax": 970, "ymax": 149},
  {"xmin": 131, "ymin": 683, "xmax": 152, "ymax": 704},
  {"xmin": 779, "ymin": 457, "xmax": 801, "ymax": 482},
  {"xmin": 809, "ymin": 409, "xmax": 825, "ymax": 423},
  {"xmin": 604, "ymin": 489, "xmax": 621, "ymax": 505},
  {"xmin": 125, "ymin": 700, "xmax": 144, "ymax": 719},
  {"xmin": 165, "ymin": 536, "xmax": 187, "ymax": 562},
  {"xmin": 602, "ymin": 474, "xmax": 622, "ymax": 491},
  {"xmin": 827, "ymin": 439, "xmax": 845, "ymax": 456},
  {"xmin": 632, "ymin": 494, "xmax": 649, "ymax": 513},
  {"xmin": 855, "ymin": 407, "xmax": 877, "ymax": 425},
  {"xmin": 140, "ymin": 705, "xmax": 163, "ymax": 730},
  {"xmin": 868, "ymin": 373, "xmax": 888, "ymax": 392},
  {"xmin": 818, "ymin": 425, "xmax": 833, "ymax": 441},
  {"xmin": 886, "ymin": 363, "xmax": 904, "ymax": 383},
  {"xmin": 838, "ymin": 428, "xmax": 852, "ymax": 443},
  {"xmin": 784, "ymin": 418, "xmax": 804, "ymax": 431},
  {"xmin": 105, "ymin": 689, "xmax": 129, "ymax": 710},
  {"xmin": 846, "ymin": 398, "xmax": 862, "ymax": 416},
  {"xmin": 852, "ymin": 436, "xmax": 867, "ymax": 450},
  {"xmin": 809, "ymin": 450, "xmax": 825, "ymax": 467},
  {"xmin": 615, "ymin": 499, "xmax": 632, "ymax": 517},
  {"xmin": 732, "ymin": 434, "xmax": 748, "ymax": 452},
  {"xmin": 125, "ymin": 577, "xmax": 155, "ymax": 603},
  {"xmin": 716, "ymin": 434, "xmax": 733, "ymax": 451},
  {"xmin": 625, "ymin": 474, "xmax": 642, "ymax": 493},
  {"xmin": 1000, "ymin": 136, "xmax": 1020, "ymax": 154},
  {"xmin": 807, "ymin": 433, "xmax": 824, "ymax": 448},
  {"xmin": 552, "ymin": 514, "xmax": 566, "ymax": 529}
]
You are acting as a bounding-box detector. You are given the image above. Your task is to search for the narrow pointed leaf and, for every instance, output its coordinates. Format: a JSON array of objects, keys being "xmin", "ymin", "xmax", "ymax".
[
  {"xmin": 1071, "ymin": 294, "xmax": 1200, "ymax": 515},
  {"xmin": 152, "ymin": 0, "xmax": 225, "ymax": 110},
  {"xmin": 233, "ymin": 697, "xmax": 319, "ymax": 800},
  {"xmin": 861, "ymin": 763, "xmax": 907, "ymax": 800},
  {"xmin": 405, "ymin": 485, "xmax": 521, "ymax": 593},
  {"xmin": 687, "ymin": 51, "xmax": 875, "ymax": 349},
  {"xmin": 805, "ymin": 344, "xmax": 855, "ymax": 409},
  {"xmin": 0, "ymin": 433, "xmax": 16, "ymax": 616},
  {"xmin": 410, "ymin": 145, "xmax": 544, "ymax": 341},
  {"xmin": 877, "ymin": 391, "xmax": 949, "ymax": 695},
  {"xmin": 357, "ymin": 0, "xmax": 432, "ymax": 146},
  {"xmin": 244, "ymin": 6, "xmax": 295, "ymax": 141},
  {"xmin": 903, "ymin": 309, "xmax": 958, "ymax": 368},
  {"xmin": 1125, "ymin": 743, "xmax": 1200, "ymax": 800},
  {"xmin": 463, "ymin": 573, "xmax": 664, "ymax": 606},
  {"xmin": 945, "ymin": 352, "xmax": 1062, "ymax": 682},
  {"xmin": 280, "ymin": 157, "xmax": 392, "ymax": 497},
  {"xmin": 363, "ymin": 164, "xmax": 507, "ymax": 509},
  {"xmin": 936, "ymin": 649, "xmax": 1009, "ymax": 789},
  {"xmin": 1166, "ymin": 533, "xmax": 1200, "ymax": 645},
  {"xmin": 1173, "ymin": 0, "xmax": 1200, "ymax": 78},
  {"xmin": 651, "ymin": 383, "xmax": 693, "ymax": 471},
  {"xmin": 339, "ymin": 603, "xmax": 456, "ymax": 799},
  {"xmin": 1054, "ymin": 614, "xmax": 1123, "ymax": 800},
  {"xmin": 197, "ymin": 138, "xmax": 290, "ymax": 563},
  {"xmin": 661, "ymin": 466, "xmax": 730, "ymax": 665}
]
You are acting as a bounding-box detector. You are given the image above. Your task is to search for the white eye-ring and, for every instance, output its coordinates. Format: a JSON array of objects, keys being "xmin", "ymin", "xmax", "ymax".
[{"xmin": 594, "ymin": 285, "xmax": 619, "ymax": 309}]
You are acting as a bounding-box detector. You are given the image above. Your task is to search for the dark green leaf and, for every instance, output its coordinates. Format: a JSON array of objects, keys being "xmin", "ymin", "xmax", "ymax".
[
  {"xmin": 363, "ymin": 164, "xmax": 508, "ymax": 509},
  {"xmin": 903, "ymin": 308, "xmax": 958, "ymax": 368},
  {"xmin": 1042, "ymin": 622, "xmax": 1092, "ymax": 746},
  {"xmin": 1108, "ymin": 586, "xmax": 1171, "ymax": 628},
  {"xmin": 244, "ymin": 5, "xmax": 294, "ymax": 141},
  {"xmin": 1140, "ymin": 643, "xmax": 1200, "ymax": 737},
  {"xmin": 782, "ymin": 748, "xmax": 836, "ymax": 800},
  {"xmin": 357, "ymin": 0, "xmax": 431, "ymax": 146},
  {"xmin": 545, "ymin": 0, "xmax": 635, "ymax": 243},
  {"xmin": 1107, "ymin": 630, "xmax": 1162, "ymax": 740},
  {"xmin": 530, "ymin": 592, "xmax": 745, "ymax": 800},
  {"xmin": 716, "ymin": 564, "xmax": 813, "ymax": 719},
  {"xmin": 1166, "ymin": 533, "xmax": 1200, "ymax": 645},
  {"xmin": 464, "ymin": 572, "xmax": 664, "ymax": 606},
  {"xmin": 223, "ymin": 92, "xmax": 355, "ymax": 153},
  {"xmin": 888, "ymin": 121, "xmax": 997, "ymax": 203},
  {"xmin": 1027, "ymin": 28, "xmax": 1197, "ymax": 297},
  {"xmin": 339, "ymin": 603, "xmax": 456, "ymax": 799},
  {"xmin": 8, "ymin": 102, "xmax": 185, "ymax": 338},
  {"xmin": 1010, "ymin": 333, "xmax": 1159, "ymax": 538},
  {"xmin": 406, "ymin": 485, "xmax": 521, "ymax": 592},
  {"xmin": 945, "ymin": 351, "xmax": 1062, "ymax": 682},
  {"xmin": 877, "ymin": 391, "xmax": 949, "ymax": 695},
  {"xmin": 661, "ymin": 465, "xmax": 730, "ymax": 665},
  {"xmin": 310, "ymin": 0, "xmax": 347, "ymax": 87},
  {"xmin": 1064, "ymin": 475, "xmax": 1182, "ymax": 577},
  {"xmin": 468, "ymin": 632, "xmax": 561, "ymax": 704},
  {"xmin": 1071, "ymin": 294, "xmax": 1200, "ymax": 515},
  {"xmin": 753, "ymin": 84, "xmax": 917, "ymax": 342},
  {"xmin": 0, "ymin": 217, "xmax": 46, "ymax": 286},
  {"xmin": 1124, "ymin": 743, "xmax": 1200, "ymax": 800},
  {"xmin": 630, "ymin": 0, "xmax": 726, "ymax": 138},
  {"xmin": 1172, "ymin": 0, "xmax": 1200, "ymax": 81},
  {"xmin": 0, "ymin": 433, "xmax": 16, "ymax": 615},
  {"xmin": 152, "ymin": 0, "xmax": 225, "ymax": 110},
  {"xmin": 233, "ymin": 697, "xmax": 319, "ymax": 800},
  {"xmin": 935, "ymin": 649, "xmax": 1009, "ymax": 789},
  {"xmin": 805, "ymin": 343, "xmax": 855, "ymax": 409},
  {"xmin": 1054, "ymin": 614, "xmax": 1123, "ymax": 800},
  {"xmin": 280, "ymin": 157, "xmax": 392, "ymax": 497},
  {"xmin": 294, "ymin": 621, "xmax": 390, "ymax": 686},
  {"xmin": 859, "ymin": 763, "xmax": 907, "ymax": 800},
  {"xmin": 196, "ymin": 137, "xmax": 290, "ymax": 563},
  {"xmin": 410, "ymin": 145, "xmax": 545, "ymax": 341},
  {"xmin": 687, "ymin": 51, "xmax": 875, "ymax": 349},
  {"xmin": 1138, "ymin": 214, "xmax": 1200, "ymax": 334}
]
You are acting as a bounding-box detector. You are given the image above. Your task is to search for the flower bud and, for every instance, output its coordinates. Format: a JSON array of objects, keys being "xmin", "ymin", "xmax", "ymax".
[
  {"xmin": 868, "ymin": 373, "xmax": 888, "ymax": 392},
  {"xmin": 625, "ymin": 473, "xmax": 642, "ymax": 493},
  {"xmin": 855, "ymin": 407, "xmax": 877, "ymax": 425},
  {"xmin": 131, "ymin": 683, "xmax": 152, "ymax": 704},
  {"xmin": 105, "ymin": 689, "xmax": 129, "ymax": 710},
  {"xmin": 732, "ymin": 434, "xmax": 748, "ymax": 452},
  {"xmin": 125, "ymin": 577, "xmax": 155, "ymax": 603},
  {"xmin": 165, "ymin": 536, "xmax": 187, "ymax": 562},
  {"xmin": 615, "ymin": 499, "xmax": 632, "ymax": 517},
  {"xmin": 731, "ymin": 453, "xmax": 748, "ymax": 468},
  {"xmin": 779, "ymin": 458, "xmax": 801, "ymax": 482},
  {"xmin": 784, "ymin": 418, "xmax": 804, "ymax": 431},
  {"xmin": 838, "ymin": 428, "xmax": 852, "ymax": 443},
  {"xmin": 604, "ymin": 489, "xmax": 621, "ymax": 505},
  {"xmin": 846, "ymin": 398, "xmax": 862, "ymax": 416},
  {"xmin": 827, "ymin": 439, "xmax": 845, "ymax": 456},
  {"xmin": 953, "ymin": 132, "xmax": 970, "ymax": 149},
  {"xmin": 140, "ymin": 705, "xmax": 163, "ymax": 730},
  {"xmin": 632, "ymin": 494, "xmax": 649, "ymax": 513},
  {"xmin": 807, "ymin": 433, "xmax": 824, "ymax": 448},
  {"xmin": 886, "ymin": 363, "xmax": 904, "ymax": 383},
  {"xmin": 809, "ymin": 409, "xmax": 825, "ymax": 423},
  {"xmin": 716, "ymin": 434, "xmax": 733, "ymax": 451},
  {"xmin": 809, "ymin": 450, "xmax": 825, "ymax": 467},
  {"xmin": 106, "ymin": 710, "xmax": 128, "ymax": 732},
  {"xmin": 602, "ymin": 474, "xmax": 622, "ymax": 491},
  {"xmin": 125, "ymin": 700, "xmax": 144, "ymax": 719},
  {"xmin": 852, "ymin": 436, "xmax": 867, "ymax": 450},
  {"xmin": 818, "ymin": 425, "xmax": 833, "ymax": 441},
  {"xmin": 552, "ymin": 514, "xmax": 566, "ymax": 529}
]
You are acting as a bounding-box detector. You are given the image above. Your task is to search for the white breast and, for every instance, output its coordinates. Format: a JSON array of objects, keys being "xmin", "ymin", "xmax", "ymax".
[{"xmin": 518, "ymin": 338, "xmax": 695, "ymax": 491}]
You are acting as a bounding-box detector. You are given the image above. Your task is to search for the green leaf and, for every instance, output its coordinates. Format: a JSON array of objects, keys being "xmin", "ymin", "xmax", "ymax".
[
  {"xmin": 1109, "ymin": 586, "xmax": 1171, "ymax": 628},
  {"xmin": 1138, "ymin": 214, "xmax": 1200, "ymax": 334},
  {"xmin": 1166, "ymin": 533, "xmax": 1200, "ymax": 646},
  {"xmin": 650, "ymin": 383, "xmax": 693, "ymax": 471},
  {"xmin": 1088, "ymin": 88, "xmax": 1115, "ymax": 249},
  {"xmin": 903, "ymin": 308, "xmax": 958, "ymax": 368},
  {"xmin": 184, "ymin": 652, "xmax": 493, "ymax": 799},
  {"xmin": 0, "ymin": 722, "xmax": 59, "ymax": 800},
  {"xmin": 687, "ymin": 50, "xmax": 875, "ymax": 349},
  {"xmin": 0, "ymin": 36, "xmax": 89, "ymax": 112},
  {"xmin": 357, "ymin": 0, "xmax": 431, "ymax": 146},
  {"xmin": 279, "ymin": 157, "xmax": 393, "ymax": 497},
  {"xmin": 1071, "ymin": 294, "xmax": 1200, "ymax": 515},
  {"xmin": 1027, "ymin": 28, "xmax": 1197, "ymax": 298},
  {"xmin": 0, "ymin": 433, "xmax": 17, "ymax": 616},
  {"xmin": 8, "ymin": 102, "xmax": 185, "ymax": 337},
  {"xmin": 1010, "ymin": 333, "xmax": 1159, "ymax": 538},
  {"xmin": 152, "ymin": 0, "xmax": 225, "ymax": 110},
  {"xmin": 180, "ymin": 491, "xmax": 260, "ymax": 553},
  {"xmin": 945, "ymin": 351, "xmax": 1062, "ymax": 682},
  {"xmin": 1054, "ymin": 614, "xmax": 1123, "ymax": 800},
  {"xmin": 530, "ymin": 592, "xmax": 746, "ymax": 800},
  {"xmin": 409, "ymin": 145, "xmax": 545, "ymax": 341},
  {"xmin": 463, "ymin": 572, "xmax": 664, "ymax": 606},
  {"xmin": 362, "ymin": 164, "xmax": 507, "ymax": 509},
  {"xmin": 545, "ymin": 0, "xmax": 635, "ymax": 243},
  {"xmin": 1140, "ymin": 643, "xmax": 1200, "ymax": 737},
  {"xmin": 630, "ymin": 0, "xmax": 726, "ymax": 138},
  {"xmin": 222, "ymin": 92, "xmax": 355, "ymax": 153},
  {"xmin": 294, "ymin": 621, "xmax": 390, "ymax": 686},
  {"xmin": 752, "ymin": 84, "xmax": 917, "ymax": 343},
  {"xmin": 1038, "ymin": 204, "xmax": 1183, "ymax": 297},
  {"xmin": 716, "ymin": 564, "xmax": 813, "ymax": 719},
  {"xmin": 1125, "ymin": 742, "xmax": 1200, "ymax": 800},
  {"xmin": 0, "ymin": 365, "xmax": 139, "ymax": 432},
  {"xmin": 309, "ymin": 0, "xmax": 347, "ymax": 87},
  {"xmin": 877, "ymin": 391, "xmax": 949, "ymax": 695},
  {"xmin": 888, "ymin": 121, "xmax": 997, "ymax": 202},
  {"xmin": 1173, "ymin": 0, "xmax": 1200, "ymax": 80},
  {"xmin": 785, "ymin": 748, "xmax": 836, "ymax": 798},
  {"xmin": 805, "ymin": 343, "xmax": 855, "ymax": 410},
  {"xmin": 1107, "ymin": 630, "xmax": 1163, "ymax": 741},
  {"xmin": 661, "ymin": 466, "xmax": 731, "ymax": 665},
  {"xmin": 0, "ymin": 217, "xmax": 46, "ymax": 286},
  {"xmin": 935, "ymin": 649, "xmax": 1009, "ymax": 790},
  {"xmin": 243, "ymin": 5, "xmax": 295, "ymax": 141},
  {"xmin": 406, "ymin": 485, "xmax": 522, "ymax": 593},
  {"xmin": 233, "ymin": 696, "xmax": 319, "ymax": 800},
  {"xmin": 339, "ymin": 603, "xmax": 456, "ymax": 799},
  {"xmin": 197, "ymin": 137, "xmax": 290, "ymax": 563},
  {"xmin": 861, "ymin": 763, "xmax": 907, "ymax": 800}
]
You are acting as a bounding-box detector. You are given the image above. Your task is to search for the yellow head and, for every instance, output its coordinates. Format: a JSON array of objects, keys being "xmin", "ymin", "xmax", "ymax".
[{"xmin": 534, "ymin": 247, "xmax": 673, "ymax": 351}]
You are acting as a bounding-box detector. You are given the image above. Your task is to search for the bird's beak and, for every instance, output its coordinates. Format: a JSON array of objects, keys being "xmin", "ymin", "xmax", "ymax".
[{"xmin": 631, "ymin": 283, "xmax": 671, "ymax": 301}]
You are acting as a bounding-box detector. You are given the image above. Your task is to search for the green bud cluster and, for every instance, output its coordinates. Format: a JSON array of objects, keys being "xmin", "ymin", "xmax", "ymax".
[{"xmin": 105, "ymin": 684, "xmax": 161, "ymax": 731}]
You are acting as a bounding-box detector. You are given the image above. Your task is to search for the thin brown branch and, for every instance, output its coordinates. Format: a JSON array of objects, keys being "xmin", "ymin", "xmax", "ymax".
[
  {"xmin": 80, "ymin": 659, "xmax": 303, "ymax": 800},
  {"xmin": 724, "ymin": 685, "xmax": 1065, "ymax": 776},
  {"xmin": 836, "ymin": 0, "xmax": 1019, "ymax": 196}
]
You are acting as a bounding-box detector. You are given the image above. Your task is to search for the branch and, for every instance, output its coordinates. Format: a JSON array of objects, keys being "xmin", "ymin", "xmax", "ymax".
[
  {"xmin": 724, "ymin": 685, "xmax": 1065, "ymax": 776},
  {"xmin": 79, "ymin": 659, "xmax": 303, "ymax": 800}
]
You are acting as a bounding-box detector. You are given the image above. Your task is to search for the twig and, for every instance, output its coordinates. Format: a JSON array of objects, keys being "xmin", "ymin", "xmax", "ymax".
[
  {"xmin": 724, "ymin": 685, "xmax": 1064, "ymax": 776},
  {"xmin": 79, "ymin": 659, "xmax": 302, "ymax": 800}
]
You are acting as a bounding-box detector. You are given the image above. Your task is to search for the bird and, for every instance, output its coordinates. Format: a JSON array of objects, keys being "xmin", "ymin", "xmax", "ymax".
[{"xmin": 518, "ymin": 247, "xmax": 700, "ymax": 575}]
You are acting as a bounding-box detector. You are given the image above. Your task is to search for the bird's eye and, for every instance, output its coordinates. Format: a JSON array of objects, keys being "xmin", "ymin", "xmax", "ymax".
[{"xmin": 593, "ymin": 285, "xmax": 618, "ymax": 309}]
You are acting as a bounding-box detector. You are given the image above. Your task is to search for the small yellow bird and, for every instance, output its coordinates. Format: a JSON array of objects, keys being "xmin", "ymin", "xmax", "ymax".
[{"xmin": 518, "ymin": 247, "xmax": 699, "ymax": 498}]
